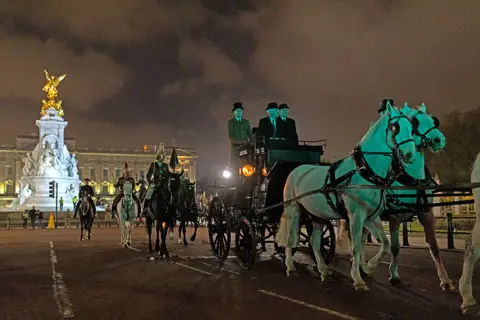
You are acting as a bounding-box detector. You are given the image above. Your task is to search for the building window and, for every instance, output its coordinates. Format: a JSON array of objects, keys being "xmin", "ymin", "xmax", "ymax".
[
  {"xmin": 78, "ymin": 168, "xmax": 83, "ymax": 179},
  {"xmin": 115, "ymin": 169, "xmax": 121, "ymax": 179},
  {"xmin": 6, "ymin": 166, "xmax": 13, "ymax": 179},
  {"xmin": 103, "ymin": 168, "xmax": 109, "ymax": 181},
  {"xmin": 102, "ymin": 185, "xmax": 108, "ymax": 195},
  {"xmin": 6, "ymin": 183, "xmax": 13, "ymax": 195},
  {"xmin": 90, "ymin": 168, "xmax": 96, "ymax": 180}
]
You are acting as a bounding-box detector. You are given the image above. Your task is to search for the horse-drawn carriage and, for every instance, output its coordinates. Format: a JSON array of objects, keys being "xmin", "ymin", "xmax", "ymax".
[{"xmin": 207, "ymin": 135, "xmax": 336, "ymax": 269}]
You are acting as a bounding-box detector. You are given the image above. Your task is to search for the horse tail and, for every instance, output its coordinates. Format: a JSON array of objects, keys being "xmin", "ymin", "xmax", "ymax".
[
  {"xmin": 336, "ymin": 219, "xmax": 352, "ymax": 254},
  {"xmin": 275, "ymin": 212, "xmax": 288, "ymax": 247}
]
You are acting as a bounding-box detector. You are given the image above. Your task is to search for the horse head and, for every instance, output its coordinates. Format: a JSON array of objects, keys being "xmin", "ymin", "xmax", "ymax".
[
  {"xmin": 168, "ymin": 172, "xmax": 183, "ymax": 204},
  {"xmin": 403, "ymin": 102, "xmax": 445, "ymax": 153},
  {"xmin": 363, "ymin": 101, "xmax": 417, "ymax": 164}
]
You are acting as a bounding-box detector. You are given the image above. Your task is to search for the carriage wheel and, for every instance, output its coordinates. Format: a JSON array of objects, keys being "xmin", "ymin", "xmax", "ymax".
[
  {"xmin": 207, "ymin": 197, "xmax": 231, "ymax": 261},
  {"xmin": 235, "ymin": 217, "xmax": 256, "ymax": 270},
  {"xmin": 308, "ymin": 220, "xmax": 336, "ymax": 265}
]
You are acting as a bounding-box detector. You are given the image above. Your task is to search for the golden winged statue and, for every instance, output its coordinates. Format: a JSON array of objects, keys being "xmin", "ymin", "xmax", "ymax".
[{"xmin": 40, "ymin": 69, "xmax": 67, "ymax": 117}]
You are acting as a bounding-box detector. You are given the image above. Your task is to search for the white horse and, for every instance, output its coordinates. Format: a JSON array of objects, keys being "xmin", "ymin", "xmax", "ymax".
[
  {"xmin": 459, "ymin": 152, "xmax": 480, "ymax": 314},
  {"xmin": 276, "ymin": 102, "xmax": 417, "ymax": 291},
  {"xmin": 116, "ymin": 179, "xmax": 139, "ymax": 248}
]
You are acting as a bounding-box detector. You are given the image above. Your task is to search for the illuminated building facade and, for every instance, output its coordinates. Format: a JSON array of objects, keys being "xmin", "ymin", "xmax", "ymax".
[{"xmin": 0, "ymin": 136, "xmax": 197, "ymax": 207}]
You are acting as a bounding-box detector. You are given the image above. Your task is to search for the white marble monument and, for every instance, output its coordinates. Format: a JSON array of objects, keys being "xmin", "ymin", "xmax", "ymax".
[{"xmin": 10, "ymin": 107, "xmax": 80, "ymax": 210}]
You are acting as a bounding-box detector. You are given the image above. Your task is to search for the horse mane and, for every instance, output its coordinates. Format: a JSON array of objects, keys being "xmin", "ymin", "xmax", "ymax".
[{"xmin": 358, "ymin": 112, "xmax": 390, "ymax": 145}]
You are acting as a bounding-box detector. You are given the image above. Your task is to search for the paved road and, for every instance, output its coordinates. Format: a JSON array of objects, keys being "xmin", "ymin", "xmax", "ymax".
[{"xmin": 0, "ymin": 226, "xmax": 478, "ymax": 320}]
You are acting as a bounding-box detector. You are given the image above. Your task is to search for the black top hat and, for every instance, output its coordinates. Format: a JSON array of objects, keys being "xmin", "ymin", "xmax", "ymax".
[
  {"xmin": 84, "ymin": 178, "xmax": 91, "ymax": 182},
  {"xmin": 232, "ymin": 102, "xmax": 244, "ymax": 111},
  {"xmin": 378, "ymin": 99, "xmax": 394, "ymax": 113},
  {"xmin": 266, "ymin": 102, "xmax": 279, "ymax": 110},
  {"xmin": 279, "ymin": 103, "xmax": 289, "ymax": 110}
]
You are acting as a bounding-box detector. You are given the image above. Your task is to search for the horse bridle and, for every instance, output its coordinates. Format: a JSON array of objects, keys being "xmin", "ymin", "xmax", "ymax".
[
  {"xmin": 409, "ymin": 111, "xmax": 440, "ymax": 149},
  {"xmin": 385, "ymin": 114, "xmax": 415, "ymax": 154}
]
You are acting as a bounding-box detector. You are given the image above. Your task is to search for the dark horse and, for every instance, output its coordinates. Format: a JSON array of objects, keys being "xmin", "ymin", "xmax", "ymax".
[
  {"xmin": 177, "ymin": 181, "xmax": 199, "ymax": 246},
  {"xmin": 145, "ymin": 170, "xmax": 184, "ymax": 258},
  {"xmin": 73, "ymin": 190, "xmax": 95, "ymax": 241}
]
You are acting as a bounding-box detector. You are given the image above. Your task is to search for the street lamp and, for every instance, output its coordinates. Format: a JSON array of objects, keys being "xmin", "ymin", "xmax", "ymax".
[{"xmin": 222, "ymin": 169, "xmax": 232, "ymax": 179}]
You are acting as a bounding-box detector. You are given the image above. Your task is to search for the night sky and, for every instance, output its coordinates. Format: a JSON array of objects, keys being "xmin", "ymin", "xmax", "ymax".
[{"xmin": 1, "ymin": 0, "xmax": 479, "ymax": 178}]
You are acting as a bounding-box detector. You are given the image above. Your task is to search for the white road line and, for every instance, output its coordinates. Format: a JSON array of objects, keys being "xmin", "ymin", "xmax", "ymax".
[
  {"xmin": 49, "ymin": 241, "xmax": 74, "ymax": 318},
  {"xmin": 127, "ymin": 245, "xmax": 142, "ymax": 252},
  {"xmin": 258, "ymin": 289, "xmax": 359, "ymax": 320},
  {"xmin": 174, "ymin": 262, "xmax": 214, "ymax": 276},
  {"xmin": 196, "ymin": 261, "xmax": 241, "ymax": 276},
  {"xmin": 176, "ymin": 255, "xmax": 237, "ymax": 260}
]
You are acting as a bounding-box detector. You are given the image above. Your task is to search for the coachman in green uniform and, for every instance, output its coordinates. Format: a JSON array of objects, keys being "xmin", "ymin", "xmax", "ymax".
[{"xmin": 227, "ymin": 102, "xmax": 253, "ymax": 174}]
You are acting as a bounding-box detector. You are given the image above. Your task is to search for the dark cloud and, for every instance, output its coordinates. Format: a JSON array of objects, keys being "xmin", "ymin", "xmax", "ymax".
[{"xmin": 1, "ymin": 0, "xmax": 480, "ymax": 176}]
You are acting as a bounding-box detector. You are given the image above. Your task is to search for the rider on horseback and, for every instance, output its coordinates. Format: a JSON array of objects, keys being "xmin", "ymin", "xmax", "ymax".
[
  {"xmin": 136, "ymin": 175, "xmax": 148, "ymax": 202},
  {"xmin": 111, "ymin": 162, "xmax": 142, "ymax": 216},
  {"xmin": 75, "ymin": 178, "xmax": 96, "ymax": 216},
  {"xmin": 143, "ymin": 142, "xmax": 170, "ymax": 215}
]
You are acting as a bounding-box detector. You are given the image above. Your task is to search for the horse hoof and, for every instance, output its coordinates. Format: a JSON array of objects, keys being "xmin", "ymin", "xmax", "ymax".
[
  {"xmin": 441, "ymin": 282, "xmax": 456, "ymax": 292},
  {"xmin": 461, "ymin": 304, "xmax": 480, "ymax": 316},
  {"xmin": 360, "ymin": 266, "xmax": 371, "ymax": 278},
  {"xmin": 183, "ymin": 242, "xmax": 188, "ymax": 247},
  {"xmin": 354, "ymin": 283, "xmax": 370, "ymax": 292},
  {"xmin": 127, "ymin": 242, "xmax": 131, "ymax": 247},
  {"xmin": 123, "ymin": 244, "xmax": 127, "ymax": 248},
  {"xmin": 389, "ymin": 277, "xmax": 403, "ymax": 287},
  {"xmin": 148, "ymin": 248, "xmax": 153, "ymax": 253},
  {"xmin": 178, "ymin": 239, "xmax": 183, "ymax": 245},
  {"xmin": 286, "ymin": 270, "xmax": 297, "ymax": 277},
  {"xmin": 190, "ymin": 236, "xmax": 196, "ymax": 242}
]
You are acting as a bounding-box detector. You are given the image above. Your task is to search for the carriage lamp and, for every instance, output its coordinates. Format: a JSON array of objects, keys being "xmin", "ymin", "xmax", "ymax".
[
  {"xmin": 222, "ymin": 169, "xmax": 232, "ymax": 179},
  {"xmin": 262, "ymin": 167, "xmax": 268, "ymax": 177},
  {"xmin": 241, "ymin": 164, "xmax": 255, "ymax": 177}
]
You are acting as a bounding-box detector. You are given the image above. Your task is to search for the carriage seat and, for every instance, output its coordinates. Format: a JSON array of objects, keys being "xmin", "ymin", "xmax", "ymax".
[{"xmin": 266, "ymin": 141, "xmax": 324, "ymax": 167}]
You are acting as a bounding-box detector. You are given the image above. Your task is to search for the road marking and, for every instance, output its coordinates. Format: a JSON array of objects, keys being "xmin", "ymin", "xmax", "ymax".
[
  {"xmin": 176, "ymin": 255, "xmax": 237, "ymax": 260},
  {"xmin": 127, "ymin": 245, "xmax": 142, "ymax": 252},
  {"xmin": 174, "ymin": 261, "xmax": 214, "ymax": 276},
  {"xmin": 258, "ymin": 289, "xmax": 359, "ymax": 320},
  {"xmin": 49, "ymin": 241, "xmax": 74, "ymax": 318},
  {"xmin": 196, "ymin": 261, "xmax": 241, "ymax": 276}
]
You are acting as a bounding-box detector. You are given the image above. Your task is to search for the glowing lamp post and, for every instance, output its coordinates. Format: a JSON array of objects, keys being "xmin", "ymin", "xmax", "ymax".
[{"xmin": 222, "ymin": 169, "xmax": 232, "ymax": 179}]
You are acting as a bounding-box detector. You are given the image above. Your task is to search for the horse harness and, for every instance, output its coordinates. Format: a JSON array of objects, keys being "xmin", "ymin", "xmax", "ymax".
[{"xmin": 308, "ymin": 114, "xmax": 415, "ymax": 222}]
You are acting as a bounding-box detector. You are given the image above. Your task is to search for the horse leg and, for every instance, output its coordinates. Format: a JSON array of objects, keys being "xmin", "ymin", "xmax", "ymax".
[
  {"xmin": 87, "ymin": 218, "xmax": 92, "ymax": 240},
  {"xmin": 349, "ymin": 211, "xmax": 369, "ymax": 291},
  {"xmin": 460, "ymin": 234, "xmax": 480, "ymax": 314},
  {"xmin": 418, "ymin": 211, "xmax": 455, "ymax": 292},
  {"xmin": 386, "ymin": 218, "xmax": 404, "ymax": 285},
  {"xmin": 362, "ymin": 218, "xmax": 390, "ymax": 275},
  {"xmin": 147, "ymin": 218, "xmax": 153, "ymax": 253},
  {"xmin": 178, "ymin": 221, "xmax": 183, "ymax": 245},
  {"xmin": 190, "ymin": 219, "xmax": 198, "ymax": 242},
  {"xmin": 277, "ymin": 203, "xmax": 300, "ymax": 276},
  {"xmin": 155, "ymin": 221, "xmax": 161, "ymax": 252},
  {"xmin": 310, "ymin": 221, "xmax": 330, "ymax": 281},
  {"xmin": 126, "ymin": 221, "xmax": 132, "ymax": 247},
  {"xmin": 79, "ymin": 219, "xmax": 84, "ymax": 241},
  {"xmin": 160, "ymin": 221, "xmax": 170, "ymax": 259},
  {"xmin": 182, "ymin": 222, "xmax": 188, "ymax": 246}
]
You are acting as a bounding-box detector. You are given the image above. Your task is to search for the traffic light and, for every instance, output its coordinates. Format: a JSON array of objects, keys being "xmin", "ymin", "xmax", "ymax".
[{"xmin": 48, "ymin": 181, "xmax": 55, "ymax": 198}]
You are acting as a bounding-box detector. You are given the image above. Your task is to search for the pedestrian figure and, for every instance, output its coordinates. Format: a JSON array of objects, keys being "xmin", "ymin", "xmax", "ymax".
[
  {"xmin": 38, "ymin": 211, "xmax": 44, "ymax": 228},
  {"xmin": 28, "ymin": 206, "xmax": 36, "ymax": 229},
  {"xmin": 22, "ymin": 210, "xmax": 28, "ymax": 229},
  {"xmin": 104, "ymin": 204, "xmax": 112, "ymax": 227},
  {"xmin": 59, "ymin": 197, "xmax": 64, "ymax": 211},
  {"xmin": 64, "ymin": 209, "xmax": 71, "ymax": 228}
]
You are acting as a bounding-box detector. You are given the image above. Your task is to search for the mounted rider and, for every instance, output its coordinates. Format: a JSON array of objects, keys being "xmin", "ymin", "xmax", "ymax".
[
  {"xmin": 143, "ymin": 142, "xmax": 170, "ymax": 215},
  {"xmin": 75, "ymin": 178, "xmax": 96, "ymax": 216},
  {"xmin": 136, "ymin": 175, "xmax": 148, "ymax": 202},
  {"xmin": 111, "ymin": 162, "xmax": 142, "ymax": 216}
]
